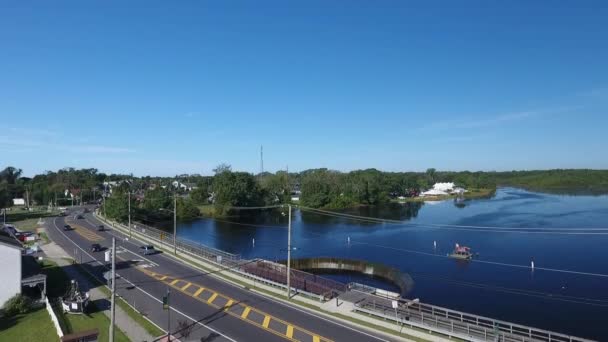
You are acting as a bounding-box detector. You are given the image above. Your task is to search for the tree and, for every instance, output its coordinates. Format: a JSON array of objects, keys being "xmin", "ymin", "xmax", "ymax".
[
  {"xmin": 176, "ymin": 198, "xmax": 200, "ymax": 220},
  {"xmin": 212, "ymin": 170, "xmax": 263, "ymax": 214},
  {"xmin": 103, "ymin": 191, "xmax": 130, "ymax": 222},
  {"xmin": 189, "ymin": 187, "xmax": 209, "ymax": 205}
]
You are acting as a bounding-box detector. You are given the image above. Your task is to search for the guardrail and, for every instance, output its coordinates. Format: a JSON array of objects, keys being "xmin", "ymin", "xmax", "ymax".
[
  {"xmin": 96, "ymin": 213, "xmax": 594, "ymax": 342},
  {"xmin": 354, "ymin": 297, "xmax": 595, "ymax": 342},
  {"xmin": 95, "ymin": 214, "xmax": 335, "ymax": 301}
]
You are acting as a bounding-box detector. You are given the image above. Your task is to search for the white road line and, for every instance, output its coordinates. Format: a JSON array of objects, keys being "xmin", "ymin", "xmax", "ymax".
[
  {"xmin": 51, "ymin": 217, "xmax": 238, "ymax": 342},
  {"xmin": 88, "ymin": 215, "xmax": 393, "ymax": 342}
]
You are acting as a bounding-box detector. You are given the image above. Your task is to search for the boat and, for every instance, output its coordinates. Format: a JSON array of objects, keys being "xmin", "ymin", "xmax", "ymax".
[{"xmin": 449, "ymin": 243, "xmax": 473, "ymax": 260}]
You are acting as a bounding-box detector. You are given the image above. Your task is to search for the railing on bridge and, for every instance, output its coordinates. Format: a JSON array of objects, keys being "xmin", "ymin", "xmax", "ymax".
[
  {"xmin": 353, "ymin": 295, "xmax": 595, "ymax": 342},
  {"xmin": 129, "ymin": 221, "xmax": 241, "ymax": 262},
  {"xmin": 98, "ymin": 215, "xmax": 595, "ymax": 342}
]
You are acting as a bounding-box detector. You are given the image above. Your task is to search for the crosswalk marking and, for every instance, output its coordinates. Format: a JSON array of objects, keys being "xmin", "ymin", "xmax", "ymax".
[
  {"xmin": 159, "ymin": 276, "xmax": 167, "ymax": 281},
  {"xmin": 224, "ymin": 299, "xmax": 234, "ymax": 310},
  {"xmin": 170, "ymin": 279, "xmax": 179, "ymax": 286},
  {"xmin": 241, "ymin": 307, "xmax": 251, "ymax": 319},
  {"xmin": 313, "ymin": 336, "xmax": 321, "ymax": 342},
  {"xmin": 207, "ymin": 293, "xmax": 218, "ymax": 303},
  {"xmin": 262, "ymin": 316, "xmax": 271, "ymax": 329},
  {"xmin": 181, "ymin": 282, "xmax": 192, "ymax": 291},
  {"xmin": 193, "ymin": 287, "xmax": 205, "ymax": 297}
]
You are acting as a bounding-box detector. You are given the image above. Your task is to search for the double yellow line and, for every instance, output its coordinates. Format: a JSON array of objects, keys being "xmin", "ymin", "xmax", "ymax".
[{"xmin": 140, "ymin": 268, "xmax": 332, "ymax": 342}]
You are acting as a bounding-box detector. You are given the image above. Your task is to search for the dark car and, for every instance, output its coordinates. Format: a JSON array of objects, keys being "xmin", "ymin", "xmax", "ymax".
[
  {"xmin": 63, "ymin": 224, "xmax": 71, "ymax": 231},
  {"xmin": 91, "ymin": 243, "xmax": 102, "ymax": 252},
  {"xmin": 140, "ymin": 245, "xmax": 156, "ymax": 255},
  {"xmin": 97, "ymin": 225, "xmax": 105, "ymax": 232}
]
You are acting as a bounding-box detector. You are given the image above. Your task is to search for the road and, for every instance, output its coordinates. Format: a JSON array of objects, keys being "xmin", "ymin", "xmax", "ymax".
[{"xmin": 46, "ymin": 207, "xmax": 400, "ymax": 342}]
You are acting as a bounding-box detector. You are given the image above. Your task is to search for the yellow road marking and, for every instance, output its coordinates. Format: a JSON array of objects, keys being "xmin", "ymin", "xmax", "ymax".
[
  {"xmin": 207, "ymin": 293, "xmax": 218, "ymax": 303},
  {"xmin": 193, "ymin": 287, "xmax": 205, "ymax": 297},
  {"xmin": 286, "ymin": 325, "xmax": 293, "ymax": 338},
  {"xmin": 241, "ymin": 306, "xmax": 251, "ymax": 319},
  {"xmin": 144, "ymin": 269, "xmax": 333, "ymax": 342},
  {"xmin": 181, "ymin": 282, "xmax": 192, "ymax": 291}
]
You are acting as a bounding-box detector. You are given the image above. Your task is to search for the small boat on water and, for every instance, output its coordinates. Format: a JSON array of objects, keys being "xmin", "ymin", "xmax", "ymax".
[{"xmin": 449, "ymin": 243, "xmax": 473, "ymax": 260}]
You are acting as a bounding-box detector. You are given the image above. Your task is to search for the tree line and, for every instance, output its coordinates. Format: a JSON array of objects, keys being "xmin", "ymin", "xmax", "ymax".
[{"xmin": 2, "ymin": 166, "xmax": 608, "ymax": 219}]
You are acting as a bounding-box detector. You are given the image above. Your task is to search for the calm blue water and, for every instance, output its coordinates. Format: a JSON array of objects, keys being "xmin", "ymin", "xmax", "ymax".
[{"xmin": 173, "ymin": 188, "xmax": 608, "ymax": 340}]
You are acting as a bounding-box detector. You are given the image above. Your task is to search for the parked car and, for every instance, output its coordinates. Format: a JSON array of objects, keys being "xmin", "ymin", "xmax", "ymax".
[
  {"xmin": 139, "ymin": 245, "xmax": 157, "ymax": 255},
  {"xmin": 74, "ymin": 214, "xmax": 84, "ymax": 219},
  {"xmin": 63, "ymin": 224, "xmax": 71, "ymax": 231},
  {"xmin": 97, "ymin": 225, "xmax": 105, "ymax": 232},
  {"xmin": 17, "ymin": 232, "xmax": 34, "ymax": 242},
  {"xmin": 91, "ymin": 243, "xmax": 102, "ymax": 252}
]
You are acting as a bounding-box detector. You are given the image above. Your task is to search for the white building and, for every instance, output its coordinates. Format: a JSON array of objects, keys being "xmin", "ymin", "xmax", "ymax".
[
  {"xmin": 420, "ymin": 182, "xmax": 460, "ymax": 197},
  {"xmin": 172, "ymin": 181, "xmax": 198, "ymax": 191},
  {"xmin": 0, "ymin": 231, "xmax": 46, "ymax": 306},
  {"xmin": 12, "ymin": 198, "xmax": 25, "ymax": 206},
  {"xmin": 433, "ymin": 182, "xmax": 455, "ymax": 192}
]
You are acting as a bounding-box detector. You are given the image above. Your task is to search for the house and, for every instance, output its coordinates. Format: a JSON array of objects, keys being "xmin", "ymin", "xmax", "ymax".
[
  {"xmin": 172, "ymin": 181, "xmax": 198, "ymax": 192},
  {"xmin": 420, "ymin": 189, "xmax": 449, "ymax": 197},
  {"xmin": 12, "ymin": 198, "xmax": 25, "ymax": 206},
  {"xmin": 433, "ymin": 182, "xmax": 455, "ymax": 192},
  {"xmin": 0, "ymin": 231, "xmax": 46, "ymax": 306}
]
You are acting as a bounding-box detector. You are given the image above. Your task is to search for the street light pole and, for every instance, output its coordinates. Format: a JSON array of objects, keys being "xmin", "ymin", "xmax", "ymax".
[
  {"xmin": 128, "ymin": 192, "xmax": 131, "ymax": 238},
  {"xmin": 109, "ymin": 237, "xmax": 116, "ymax": 342},
  {"xmin": 173, "ymin": 195, "xmax": 177, "ymax": 255},
  {"xmin": 286, "ymin": 204, "xmax": 292, "ymax": 298}
]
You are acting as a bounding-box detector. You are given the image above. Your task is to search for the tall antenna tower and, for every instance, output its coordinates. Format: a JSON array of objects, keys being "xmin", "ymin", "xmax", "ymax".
[{"xmin": 260, "ymin": 145, "xmax": 264, "ymax": 175}]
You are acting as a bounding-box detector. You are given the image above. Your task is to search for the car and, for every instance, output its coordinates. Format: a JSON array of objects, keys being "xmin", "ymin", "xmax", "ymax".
[
  {"xmin": 97, "ymin": 225, "xmax": 105, "ymax": 232},
  {"xmin": 17, "ymin": 232, "xmax": 34, "ymax": 242},
  {"xmin": 140, "ymin": 245, "xmax": 156, "ymax": 255},
  {"xmin": 74, "ymin": 214, "xmax": 84, "ymax": 219},
  {"xmin": 63, "ymin": 224, "xmax": 71, "ymax": 231},
  {"xmin": 91, "ymin": 243, "xmax": 102, "ymax": 252}
]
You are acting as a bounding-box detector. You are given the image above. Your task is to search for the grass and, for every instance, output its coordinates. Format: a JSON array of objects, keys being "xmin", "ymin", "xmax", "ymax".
[
  {"xmin": 0, "ymin": 307, "xmax": 60, "ymax": 342},
  {"xmin": 40, "ymin": 260, "xmax": 130, "ymax": 342},
  {"xmin": 197, "ymin": 204, "xmax": 216, "ymax": 217},
  {"xmin": 4, "ymin": 209, "xmax": 58, "ymax": 223},
  {"xmin": 71, "ymin": 263, "xmax": 165, "ymax": 337},
  {"xmin": 11, "ymin": 218, "xmax": 44, "ymax": 231}
]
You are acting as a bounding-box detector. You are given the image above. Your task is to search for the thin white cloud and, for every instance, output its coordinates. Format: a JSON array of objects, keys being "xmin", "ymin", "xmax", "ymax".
[
  {"xmin": 417, "ymin": 106, "xmax": 582, "ymax": 133},
  {"xmin": 578, "ymin": 87, "xmax": 608, "ymax": 98},
  {"xmin": 0, "ymin": 129, "xmax": 135, "ymax": 154}
]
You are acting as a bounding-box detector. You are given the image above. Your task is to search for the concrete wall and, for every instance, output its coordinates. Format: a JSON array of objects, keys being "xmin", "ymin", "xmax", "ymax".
[{"xmin": 0, "ymin": 245, "xmax": 22, "ymax": 306}]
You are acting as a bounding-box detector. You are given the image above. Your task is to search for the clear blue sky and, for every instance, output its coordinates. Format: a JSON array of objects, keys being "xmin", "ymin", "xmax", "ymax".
[{"xmin": 1, "ymin": 1, "xmax": 607, "ymax": 177}]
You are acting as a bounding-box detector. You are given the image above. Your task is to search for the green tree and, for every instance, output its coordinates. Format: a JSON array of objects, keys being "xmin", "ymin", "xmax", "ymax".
[
  {"xmin": 189, "ymin": 187, "xmax": 209, "ymax": 205},
  {"xmin": 176, "ymin": 198, "xmax": 200, "ymax": 220},
  {"xmin": 212, "ymin": 168, "xmax": 263, "ymax": 215}
]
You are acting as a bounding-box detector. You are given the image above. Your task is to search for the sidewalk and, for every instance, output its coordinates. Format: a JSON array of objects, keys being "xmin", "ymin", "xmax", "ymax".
[{"xmin": 44, "ymin": 241, "xmax": 155, "ymax": 342}]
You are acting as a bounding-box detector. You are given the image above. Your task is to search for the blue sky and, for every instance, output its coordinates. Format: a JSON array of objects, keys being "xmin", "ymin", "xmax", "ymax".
[{"xmin": 1, "ymin": 1, "xmax": 607, "ymax": 177}]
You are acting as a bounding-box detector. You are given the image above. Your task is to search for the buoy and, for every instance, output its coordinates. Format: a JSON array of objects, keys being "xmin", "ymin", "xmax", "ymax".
[
  {"xmin": 433, "ymin": 240, "xmax": 437, "ymax": 249},
  {"xmin": 531, "ymin": 260, "xmax": 535, "ymax": 270},
  {"xmin": 347, "ymin": 236, "xmax": 351, "ymax": 245},
  {"xmin": 252, "ymin": 238, "xmax": 255, "ymax": 247}
]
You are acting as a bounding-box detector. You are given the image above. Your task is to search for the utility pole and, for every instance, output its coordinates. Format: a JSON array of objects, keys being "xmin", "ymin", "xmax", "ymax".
[
  {"xmin": 103, "ymin": 193, "xmax": 107, "ymax": 219},
  {"xmin": 173, "ymin": 195, "xmax": 177, "ymax": 255},
  {"xmin": 128, "ymin": 192, "xmax": 131, "ymax": 238},
  {"xmin": 109, "ymin": 237, "xmax": 116, "ymax": 342},
  {"xmin": 165, "ymin": 288, "xmax": 171, "ymax": 341},
  {"xmin": 286, "ymin": 204, "xmax": 292, "ymax": 298}
]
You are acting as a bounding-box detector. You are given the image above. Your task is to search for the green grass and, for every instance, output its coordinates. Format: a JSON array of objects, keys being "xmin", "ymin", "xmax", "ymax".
[
  {"xmin": 0, "ymin": 307, "xmax": 60, "ymax": 342},
  {"xmin": 4, "ymin": 209, "xmax": 58, "ymax": 223},
  {"xmin": 197, "ymin": 204, "xmax": 216, "ymax": 217},
  {"xmin": 11, "ymin": 218, "xmax": 44, "ymax": 231},
  {"xmin": 39, "ymin": 260, "xmax": 131, "ymax": 342},
  {"xmin": 71, "ymin": 263, "xmax": 165, "ymax": 337}
]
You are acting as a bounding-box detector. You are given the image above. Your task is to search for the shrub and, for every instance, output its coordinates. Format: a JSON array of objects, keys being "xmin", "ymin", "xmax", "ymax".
[{"xmin": 2, "ymin": 294, "xmax": 32, "ymax": 316}]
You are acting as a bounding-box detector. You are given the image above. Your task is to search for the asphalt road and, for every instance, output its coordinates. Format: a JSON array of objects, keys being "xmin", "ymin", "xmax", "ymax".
[{"xmin": 46, "ymin": 207, "xmax": 398, "ymax": 342}]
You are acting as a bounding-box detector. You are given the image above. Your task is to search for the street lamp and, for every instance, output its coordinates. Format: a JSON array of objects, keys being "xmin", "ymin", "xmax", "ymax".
[{"xmin": 159, "ymin": 195, "xmax": 177, "ymax": 255}]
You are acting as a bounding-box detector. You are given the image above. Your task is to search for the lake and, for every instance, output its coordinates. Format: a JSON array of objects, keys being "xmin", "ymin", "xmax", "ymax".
[{"xmin": 174, "ymin": 188, "xmax": 608, "ymax": 340}]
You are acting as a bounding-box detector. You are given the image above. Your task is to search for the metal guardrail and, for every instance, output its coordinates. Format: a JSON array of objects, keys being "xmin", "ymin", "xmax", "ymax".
[
  {"xmin": 129, "ymin": 221, "xmax": 241, "ymax": 262},
  {"xmin": 354, "ymin": 296, "xmax": 595, "ymax": 342},
  {"xmin": 97, "ymin": 214, "xmax": 595, "ymax": 342}
]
